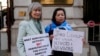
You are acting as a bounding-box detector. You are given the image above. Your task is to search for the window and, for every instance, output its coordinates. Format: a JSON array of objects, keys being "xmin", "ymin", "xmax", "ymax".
[{"xmin": 32, "ymin": 0, "xmax": 73, "ymax": 5}]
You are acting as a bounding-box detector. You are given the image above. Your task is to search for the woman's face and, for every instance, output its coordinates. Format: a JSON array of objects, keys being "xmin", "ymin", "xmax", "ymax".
[
  {"xmin": 31, "ymin": 8, "xmax": 41, "ymax": 20},
  {"xmin": 55, "ymin": 10, "xmax": 65, "ymax": 23}
]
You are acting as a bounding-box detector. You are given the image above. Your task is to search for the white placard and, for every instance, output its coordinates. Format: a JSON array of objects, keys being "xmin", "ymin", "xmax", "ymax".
[
  {"xmin": 23, "ymin": 33, "xmax": 52, "ymax": 56},
  {"xmin": 52, "ymin": 29, "xmax": 84, "ymax": 53}
]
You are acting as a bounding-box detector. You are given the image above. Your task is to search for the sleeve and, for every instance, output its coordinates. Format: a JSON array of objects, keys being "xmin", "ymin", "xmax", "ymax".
[
  {"xmin": 16, "ymin": 21, "xmax": 27, "ymax": 56},
  {"xmin": 45, "ymin": 24, "xmax": 54, "ymax": 35},
  {"xmin": 66, "ymin": 24, "xmax": 73, "ymax": 31},
  {"xmin": 45, "ymin": 25, "xmax": 50, "ymax": 33}
]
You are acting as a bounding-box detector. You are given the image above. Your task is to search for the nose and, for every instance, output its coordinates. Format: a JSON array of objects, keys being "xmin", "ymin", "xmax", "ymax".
[
  {"xmin": 59, "ymin": 15, "xmax": 63, "ymax": 18},
  {"xmin": 36, "ymin": 10, "xmax": 41, "ymax": 14}
]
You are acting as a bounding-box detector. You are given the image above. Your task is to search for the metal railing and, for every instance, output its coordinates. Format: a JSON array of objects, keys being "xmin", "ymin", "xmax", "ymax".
[{"xmin": 88, "ymin": 24, "xmax": 100, "ymax": 42}]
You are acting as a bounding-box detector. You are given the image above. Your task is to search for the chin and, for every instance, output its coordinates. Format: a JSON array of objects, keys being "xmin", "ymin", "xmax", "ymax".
[
  {"xmin": 35, "ymin": 18, "xmax": 40, "ymax": 20},
  {"xmin": 34, "ymin": 17, "xmax": 40, "ymax": 19}
]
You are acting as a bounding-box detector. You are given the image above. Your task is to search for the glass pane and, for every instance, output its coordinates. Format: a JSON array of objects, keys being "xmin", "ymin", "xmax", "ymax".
[
  {"xmin": 41, "ymin": 0, "xmax": 54, "ymax": 4},
  {"xmin": 32, "ymin": 0, "xmax": 73, "ymax": 5}
]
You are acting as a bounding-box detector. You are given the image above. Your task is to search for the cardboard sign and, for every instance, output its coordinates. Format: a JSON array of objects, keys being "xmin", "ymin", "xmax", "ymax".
[
  {"xmin": 23, "ymin": 33, "xmax": 52, "ymax": 56},
  {"xmin": 52, "ymin": 29, "xmax": 84, "ymax": 53}
]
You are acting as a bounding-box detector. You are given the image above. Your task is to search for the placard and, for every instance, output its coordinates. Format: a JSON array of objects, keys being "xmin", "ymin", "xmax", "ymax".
[
  {"xmin": 23, "ymin": 33, "xmax": 52, "ymax": 56},
  {"xmin": 52, "ymin": 29, "xmax": 84, "ymax": 53}
]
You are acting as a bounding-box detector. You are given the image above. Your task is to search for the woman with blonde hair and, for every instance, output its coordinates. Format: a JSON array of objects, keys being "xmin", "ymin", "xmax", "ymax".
[{"xmin": 16, "ymin": 2, "xmax": 45, "ymax": 56}]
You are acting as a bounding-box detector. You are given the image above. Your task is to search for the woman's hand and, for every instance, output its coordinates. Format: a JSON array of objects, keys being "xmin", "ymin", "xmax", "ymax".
[
  {"xmin": 82, "ymin": 38, "xmax": 86, "ymax": 45},
  {"xmin": 49, "ymin": 34, "xmax": 54, "ymax": 40},
  {"xmin": 82, "ymin": 38, "xmax": 89, "ymax": 47}
]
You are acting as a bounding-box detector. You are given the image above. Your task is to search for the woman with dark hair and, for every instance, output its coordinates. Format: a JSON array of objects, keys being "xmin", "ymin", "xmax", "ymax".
[{"xmin": 45, "ymin": 8, "xmax": 73, "ymax": 56}]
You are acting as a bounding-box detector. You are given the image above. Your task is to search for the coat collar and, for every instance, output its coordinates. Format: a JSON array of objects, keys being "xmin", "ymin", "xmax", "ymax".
[
  {"xmin": 51, "ymin": 21, "xmax": 67, "ymax": 28},
  {"xmin": 50, "ymin": 21, "xmax": 73, "ymax": 30},
  {"xmin": 28, "ymin": 19, "xmax": 39, "ymax": 34},
  {"xmin": 28, "ymin": 19, "xmax": 45, "ymax": 34}
]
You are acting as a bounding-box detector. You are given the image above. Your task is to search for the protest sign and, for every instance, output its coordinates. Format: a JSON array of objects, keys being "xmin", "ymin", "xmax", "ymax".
[
  {"xmin": 52, "ymin": 29, "xmax": 84, "ymax": 53},
  {"xmin": 23, "ymin": 33, "xmax": 52, "ymax": 56}
]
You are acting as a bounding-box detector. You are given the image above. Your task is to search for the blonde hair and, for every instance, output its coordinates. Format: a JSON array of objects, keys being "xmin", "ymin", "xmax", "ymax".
[{"xmin": 25, "ymin": 2, "xmax": 42, "ymax": 20}]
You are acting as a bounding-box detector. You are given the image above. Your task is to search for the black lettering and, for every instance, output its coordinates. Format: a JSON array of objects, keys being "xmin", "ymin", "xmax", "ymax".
[
  {"xmin": 39, "ymin": 48, "xmax": 47, "ymax": 51},
  {"xmin": 24, "ymin": 38, "xmax": 31, "ymax": 41},
  {"xmin": 33, "ymin": 50, "xmax": 38, "ymax": 52},
  {"xmin": 35, "ymin": 51, "xmax": 46, "ymax": 55},
  {"xmin": 32, "ymin": 39, "xmax": 44, "ymax": 43}
]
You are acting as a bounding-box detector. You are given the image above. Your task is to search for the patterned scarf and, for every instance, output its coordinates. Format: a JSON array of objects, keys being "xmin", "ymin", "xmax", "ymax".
[{"xmin": 32, "ymin": 19, "xmax": 42, "ymax": 33}]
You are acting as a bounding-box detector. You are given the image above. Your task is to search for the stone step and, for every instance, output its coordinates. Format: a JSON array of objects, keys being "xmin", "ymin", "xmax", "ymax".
[
  {"xmin": 1, "ymin": 50, "xmax": 10, "ymax": 56},
  {"xmin": 0, "ymin": 28, "xmax": 8, "ymax": 50},
  {"xmin": 11, "ymin": 46, "xmax": 19, "ymax": 56}
]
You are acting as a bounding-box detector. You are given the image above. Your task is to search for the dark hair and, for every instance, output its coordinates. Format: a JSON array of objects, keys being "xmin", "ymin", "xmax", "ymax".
[{"xmin": 52, "ymin": 8, "xmax": 66, "ymax": 23}]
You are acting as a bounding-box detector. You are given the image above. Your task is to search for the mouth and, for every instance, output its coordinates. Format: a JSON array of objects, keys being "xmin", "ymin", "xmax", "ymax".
[{"xmin": 35, "ymin": 14, "xmax": 41, "ymax": 16}]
